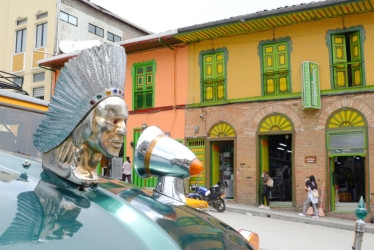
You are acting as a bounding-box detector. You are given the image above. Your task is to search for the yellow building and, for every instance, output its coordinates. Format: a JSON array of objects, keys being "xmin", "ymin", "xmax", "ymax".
[
  {"xmin": 177, "ymin": 0, "xmax": 374, "ymax": 219},
  {"xmin": 0, "ymin": 0, "xmax": 149, "ymax": 101}
]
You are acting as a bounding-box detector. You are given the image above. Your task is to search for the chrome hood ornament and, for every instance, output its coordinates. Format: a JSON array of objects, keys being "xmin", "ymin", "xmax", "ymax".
[
  {"xmin": 33, "ymin": 43, "xmax": 128, "ymax": 186},
  {"xmin": 134, "ymin": 126, "xmax": 203, "ymax": 204}
]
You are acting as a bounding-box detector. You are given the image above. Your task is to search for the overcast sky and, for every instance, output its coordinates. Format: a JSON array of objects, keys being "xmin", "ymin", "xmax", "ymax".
[{"xmin": 90, "ymin": 0, "xmax": 316, "ymax": 33}]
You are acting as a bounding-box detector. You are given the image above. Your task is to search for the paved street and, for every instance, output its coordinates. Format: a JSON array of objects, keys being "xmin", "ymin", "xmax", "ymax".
[{"xmin": 209, "ymin": 210, "xmax": 374, "ymax": 250}]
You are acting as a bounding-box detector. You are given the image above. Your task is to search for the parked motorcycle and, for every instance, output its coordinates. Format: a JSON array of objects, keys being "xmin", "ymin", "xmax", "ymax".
[{"xmin": 187, "ymin": 177, "xmax": 228, "ymax": 212}]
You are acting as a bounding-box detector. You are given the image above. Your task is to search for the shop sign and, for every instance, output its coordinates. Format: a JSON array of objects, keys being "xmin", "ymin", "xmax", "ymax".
[
  {"xmin": 301, "ymin": 61, "xmax": 321, "ymax": 110},
  {"xmin": 305, "ymin": 156, "xmax": 316, "ymax": 163}
]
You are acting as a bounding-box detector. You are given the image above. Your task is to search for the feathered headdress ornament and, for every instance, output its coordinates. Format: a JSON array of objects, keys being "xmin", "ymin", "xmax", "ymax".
[{"xmin": 33, "ymin": 43, "xmax": 126, "ymax": 153}]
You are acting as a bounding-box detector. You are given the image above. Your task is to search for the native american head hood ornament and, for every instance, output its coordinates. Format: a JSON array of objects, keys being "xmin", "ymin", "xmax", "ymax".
[{"xmin": 33, "ymin": 43, "xmax": 128, "ymax": 186}]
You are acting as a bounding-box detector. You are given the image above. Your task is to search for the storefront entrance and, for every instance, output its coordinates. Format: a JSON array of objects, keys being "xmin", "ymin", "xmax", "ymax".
[
  {"xmin": 257, "ymin": 113, "xmax": 294, "ymax": 206},
  {"xmin": 210, "ymin": 140, "xmax": 234, "ymax": 199},
  {"xmin": 330, "ymin": 156, "xmax": 365, "ymax": 211},
  {"xmin": 259, "ymin": 134, "xmax": 293, "ymax": 205},
  {"xmin": 326, "ymin": 108, "xmax": 368, "ymax": 212}
]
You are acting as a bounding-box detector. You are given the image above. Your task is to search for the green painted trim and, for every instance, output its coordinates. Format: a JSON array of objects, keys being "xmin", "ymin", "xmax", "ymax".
[
  {"xmin": 321, "ymin": 85, "xmax": 374, "ymax": 95},
  {"xmin": 186, "ymin": 85, "xmax": 374, "ymax": 108},
  {"xmin": 123, "ymin": 135, "xmax": 127, "ymax": 162},
  {"xmin": 325, "ymin": 107, "xmax": 370, "ymax": 212},
  {"xmin": 199, "ymin": 47, "xmax": 228, "ymax": 103},
  {"xmin": 258, "ymin": 37, "xmax": 292, "ymax": 96},
  {"xmin": 131, "ymin": 60, "xmax": 157, "ymax": 111},
  {"xmin": 326, "ymin": 25, "xmax": 366, "ymax": 89},
  {"xmin": 187, "ymin": 92, "xmax": 301, "ymax": 108},
  {"xmin": 256, "ymin": 135, "xmax": 260, "ymax": 205}
]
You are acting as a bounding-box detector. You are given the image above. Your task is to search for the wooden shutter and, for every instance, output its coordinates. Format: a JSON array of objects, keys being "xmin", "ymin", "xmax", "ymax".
[
  {"xmin": 203, "ymin": 52, "xmax": 225, "ymax": 101},
  {"xmin": 263, "ymin": 42, "xmax": 289, "ymax": 94},
  {"xmin": 134, "ymin": 64, "xmax": 154, "ymax": 109},
  {"xmin": 349, "ymin": 31, "xmax": 362, "ymax": 86},
  {"xmin": 276, "ymin": 43, "xmax": 289, "ymax": 93},
  {"xmin": 203, "ymin": 55, "xmax": 214, "ymax": 101},
  {"xmin": 332, "ymin": 34, "xmax": 348, "ymax": 88},
  {"xmin": 215, "ymin": 52, "xmax": 225, "ymax": 100},
  {"xmin": 263, "ymin": 45, "xmax": 275, "ymax": 94}
]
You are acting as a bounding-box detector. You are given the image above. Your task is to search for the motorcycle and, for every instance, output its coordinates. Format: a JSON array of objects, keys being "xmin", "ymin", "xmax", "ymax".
[{"xmin": 187, "ymin": 177, "xmax": 228, "ymax": 212}]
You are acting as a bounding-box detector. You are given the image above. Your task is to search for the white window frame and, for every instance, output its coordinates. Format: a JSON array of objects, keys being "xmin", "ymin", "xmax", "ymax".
[
  {"xmin": 33, "ymin": 87, "xmax": 45, "ymax": 100},
  {"xmin": 60, "ymin": 11, "xmax": 77, "ymax": 26},
  {"xmin": 35, "ymin": 23, "xmax": 47, "ymax": 48},
  {"xmin": 15, "ymin": 29, "xmax": 27, "ymax": 53}
]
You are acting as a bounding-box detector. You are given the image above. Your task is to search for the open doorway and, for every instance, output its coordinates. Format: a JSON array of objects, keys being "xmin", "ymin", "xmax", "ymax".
[
  {"xmin": 259, "ymin": 134, "xmax": 292, "ymax": 205},
  {"xmin": 210, "ymin": 140, "xmax": 234, "ymax": 199},
  {"xmin": 331, "ymin": 156, "xmax": 365, "ymax": 211}
]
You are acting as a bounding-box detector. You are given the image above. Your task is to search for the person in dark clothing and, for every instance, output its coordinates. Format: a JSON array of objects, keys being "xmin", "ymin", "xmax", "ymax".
[{"xmin": 259, "ymin": 170, "xmax": 271, "ymax": 209}]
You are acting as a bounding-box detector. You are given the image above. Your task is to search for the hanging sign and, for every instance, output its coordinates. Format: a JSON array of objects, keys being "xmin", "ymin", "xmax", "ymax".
[{"xmin": 301, "ymin": 61, "xmax": 321, "ymax": 110}]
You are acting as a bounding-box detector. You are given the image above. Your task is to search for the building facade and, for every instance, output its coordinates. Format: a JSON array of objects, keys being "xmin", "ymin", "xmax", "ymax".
[
  {"xmin": 40, "ymin": 0, "xmax": 374, "ymax": 220},
  {"xmin": 178, "ymin": 0, "xmax": 374, "ymax": 219},
  {"xmin": 0, "ymin": 0, "xmax": 149, "ymax": 101}
]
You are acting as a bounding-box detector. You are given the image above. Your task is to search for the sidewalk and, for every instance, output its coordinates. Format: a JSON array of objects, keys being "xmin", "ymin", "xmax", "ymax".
[
  {"xmin": 99, "ymin": 177, "xmax": 374, "ymax": 234},
  {"xmin": 225, "ymin": 202, "xmax": 374, "ymax": 234}
]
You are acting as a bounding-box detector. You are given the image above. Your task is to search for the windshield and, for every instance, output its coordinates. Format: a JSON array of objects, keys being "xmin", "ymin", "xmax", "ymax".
[{"xmin": 0, "ymin": 106, "xmax": 44, "ymax": 159}]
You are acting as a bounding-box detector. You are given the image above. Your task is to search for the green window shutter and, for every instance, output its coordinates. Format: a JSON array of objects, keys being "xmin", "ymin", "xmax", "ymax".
[
  {"xmin": 203, "ymin": 55, "xmax": 214, "ymax": 80},
  {"xmin": 215, "ymin": 52, "xmax": 225, "ymax": 79},
  {"xmin": 133, "ymin": 61, "xmax": 155, "ymax": 110},
  {"xmin": 145, "ymin": 92, "xmax": 153, "ymax": 107},
  {"xmin": 349, "ymin": 31, "xmax": 362, "ymax": 86},
  {"xmin": 135, "ymin": 93, "xmax": 143, "ymax": 109},
  {"xmin": 262, "ymin": 42, "xmax": 289, "ymax": 95},
  {"xmin": 276, "ymin": 43, "xmax": 289, "ymax": 93},
  {"xmin": 331, "ymin": 34, "xmax": 348, "ymax": 88},
  {"xmin": 202, "ymin": 51, "xmax": 226, "ymax": 102},
  {"xmin": 263, "ymin": 45, "xmax": 276, "ymax": 94}
]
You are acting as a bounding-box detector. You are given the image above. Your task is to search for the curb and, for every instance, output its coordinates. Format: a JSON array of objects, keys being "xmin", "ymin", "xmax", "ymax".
[{"xmin": 225, "ymin": 205, "xmax": 374, "ymax": 234}]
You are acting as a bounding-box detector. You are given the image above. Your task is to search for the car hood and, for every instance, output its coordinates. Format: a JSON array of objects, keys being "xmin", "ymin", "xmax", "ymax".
[
  {"xmin": 0, "ymin": 151, "xmax": 179, "ymax": 249},
  {"xmin": 0, "ymin": 151, "xmax": 253, "ymax": 249}
]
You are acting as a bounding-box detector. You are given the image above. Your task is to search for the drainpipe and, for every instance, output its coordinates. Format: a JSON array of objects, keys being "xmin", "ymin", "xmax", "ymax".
[
  {"xmin": 54, "ymin": 0, "xmax": 61, "ymax": 56},
  {"xmin": 50, "ymin": 0, "xmax": 61, "ymax": 100}
]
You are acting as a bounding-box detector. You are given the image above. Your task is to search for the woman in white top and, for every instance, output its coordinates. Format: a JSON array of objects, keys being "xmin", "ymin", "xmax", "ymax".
[
  {"xmin": 122, "ymin": 156, "xmax": 132, "ymax": 183},
  {"xmin": 298, "ymin": 175, "xmax": 319, "ymax": 218}
]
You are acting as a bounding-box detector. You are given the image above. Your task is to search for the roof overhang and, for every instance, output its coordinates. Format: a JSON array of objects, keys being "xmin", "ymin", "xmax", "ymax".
[
  {"xmin": 39, "ymin": 30, "xmax": 183, "ymax": 69},
  {"xmin": 175, "ymin": 0, "xmax": 374, "ymax": 42}
]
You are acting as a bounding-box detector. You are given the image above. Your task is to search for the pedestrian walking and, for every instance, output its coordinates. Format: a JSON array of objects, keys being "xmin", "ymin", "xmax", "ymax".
[
  {"xmin": 259, "ymin": 170, "xmax": 272, "ymax": 209},
  {"xmin": 298, "ymin": 175, "xmax": 319, "ymax": 218},
  {"xmin": 122, "ymin": 156, "xmax": 132, "ymax": 184}
]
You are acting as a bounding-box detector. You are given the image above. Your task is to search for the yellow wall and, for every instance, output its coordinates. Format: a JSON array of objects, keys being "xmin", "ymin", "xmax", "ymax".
[
  {"xmin": 187, "ymin": 12, "xmax": 374, "ymax": 103},
  {"xmin": 0, "ymin": 0, "xmax": 57, "ymax": 101}
]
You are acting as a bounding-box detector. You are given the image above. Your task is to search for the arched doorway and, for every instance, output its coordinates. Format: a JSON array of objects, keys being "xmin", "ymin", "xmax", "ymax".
[
  {"xmin": 208, "ymin": 122, "xmax": 236, "ymax": 199},
  {"xmin": 257, "ymin": 113, "xmax": 294, "ymax": 207},
  {"xmin": 326, "ymin": 108, "xmax": 368, "ymax": 211}
]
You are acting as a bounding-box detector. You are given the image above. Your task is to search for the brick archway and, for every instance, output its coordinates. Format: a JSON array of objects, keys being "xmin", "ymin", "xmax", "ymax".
[
  {"xmin": 249, "ymin": 104, "xmax": 303, "ymax": 133},
  {"xmin": 316, "ymin": 99, "xmax": 374, "ymax": 129}
]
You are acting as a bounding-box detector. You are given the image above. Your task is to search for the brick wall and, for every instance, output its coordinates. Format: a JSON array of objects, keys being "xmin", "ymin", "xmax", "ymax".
[{"xmin": 185, "ymin": 92, "xmax": 374, "ymax": 219}]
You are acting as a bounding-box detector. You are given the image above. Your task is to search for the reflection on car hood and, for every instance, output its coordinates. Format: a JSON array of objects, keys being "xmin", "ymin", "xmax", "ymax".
[
  {"xmin": 0, "ymin": 152, "xmax": 179, "ymax": 249},
  {"xmin": 0, "ymin": 151, "xmax": 253, "ymax": 249},
  {"xmin": 119, "ymin": 189, "xmax": 253, "ymax": 249}
]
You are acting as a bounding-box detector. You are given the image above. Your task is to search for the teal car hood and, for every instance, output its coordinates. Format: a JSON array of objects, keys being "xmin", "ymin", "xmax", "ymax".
[
  {"xmin": 119, "ymin": 188, "xmax": 253, "ymax": 249},
  {"xmin": 0, "ymin": 151, "xmax": 253, "ymax": 249},
  {"xmin": 0, "ymin": 151, "xmax": 179, "ymax": 250}
]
